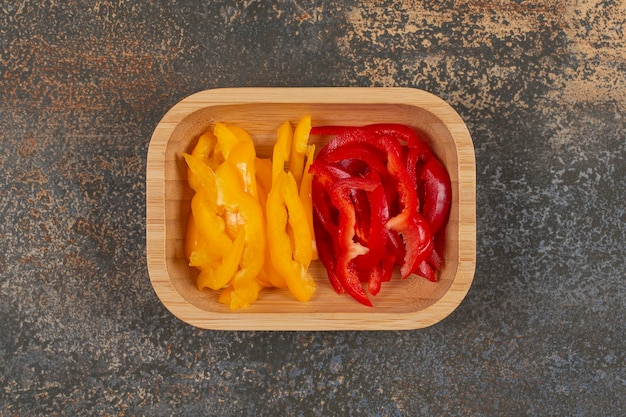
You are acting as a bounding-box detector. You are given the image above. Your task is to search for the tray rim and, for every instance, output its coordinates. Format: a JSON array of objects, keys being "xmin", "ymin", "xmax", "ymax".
[{"xmin": 146, "ymin": 86, "xmax": 476, "ymax": 331}]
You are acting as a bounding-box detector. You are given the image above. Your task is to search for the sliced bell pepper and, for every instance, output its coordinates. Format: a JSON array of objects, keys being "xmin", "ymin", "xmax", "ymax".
[
  {"xmin": 310, "ymin": 163, "xmax": 352, "ymax": 295},
  {"xmin": 327, "ymin": 175, "xmax": 383, "ymax": 307},
  {"xmin": 417, "ymin": 155, "xmax": 452, "ymax": 236},
  {"xmin": 254, "ymin": 159, "xmax": 287, "ymax": 289},
  {"xmin": 299, "ymin": 144, "xmax": 317, "ymax": 260},
  {"xmin": 267, "ymin": 171, "xmax": 316, "ymax": 302},
  {"xmin": 196, "ymin": 228, "xmax": 246, "ymax": 291},
  {"xmin": 282, "ymin": 171, "xmax": 313, "ymax": 269},
  {"xmin": 272, "ymin": 121, "xmax": 292, "ymax": 185},
  {"xmin": 315, "ymin": 128, "xmax": 425, "ymax": 278},
  {"xmin": 289, "ymin": 115, "xmax": 311, "ymax": 188},
  {"xmin": 184, "ymin": 212, "xmax": 205, "ymax": 261},
  {"xmin": 190, "ymin": 188, "xmax": 232, "ymax": 259},
  {"xmin": 188, "ymin": 131, "xmax": 218, "ymax": 190},
  {"xmin": 227, "ymin": 139, "xmax": 258, "ymax": 200},
  {"xmin": 312, "ymin": 207, "xmax": 342, "ymax": 294},
  {"xmin": 183, "ymin": 153, "xmax": 219, "ymax": 209},
  {"xmin": 215, "ymin": 161, "xmax": 265, "ymax": 309},
  {"xmin": 255, "ymin": 157, "xmax": 273, "ymax": 193},
  {"xmin": 214, "ymin": 122, "xmax": 246, "ymax": 161}
]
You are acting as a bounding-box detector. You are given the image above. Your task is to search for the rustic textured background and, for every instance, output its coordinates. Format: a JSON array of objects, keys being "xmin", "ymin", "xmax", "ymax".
[{"xmin": 1, "ymin": 1, "xmax": 624, "ymax": 416}]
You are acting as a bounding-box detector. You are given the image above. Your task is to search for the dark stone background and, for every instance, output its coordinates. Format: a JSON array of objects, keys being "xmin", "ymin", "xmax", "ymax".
[{"xmin": 1, "ymin": 1, "xmax": 624, "ymax": 416}]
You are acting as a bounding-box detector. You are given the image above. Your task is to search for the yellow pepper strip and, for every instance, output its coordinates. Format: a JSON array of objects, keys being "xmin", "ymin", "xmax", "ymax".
[
  {"xmin": 229, "ymin": 125, "xmax": 254, "ymax": 143},
  {"xmin": 196, "ymin": 228, "xmax": 246, "ymax": 291},
  {"xmin": 187, "ymin": 132, "xmax": 217, "ymax": 190},
  {"xmin": 184, "ymin": 212, "xmax": 205, "ymax": 262},
  {"xmin": 299, "ymin": 144, "xmax": 317, "ymax": 260},
  {"xmin": 189, "ymin": 247, "xmax": 221, "ymax": 269},
  {"xmin": 272, "ymin": 121, "xmax": 293, "ymax": 184},
  {"xmin": 218, "ymin": 285, "xmax": 233, "ymax": 305},
  {"xmin": 215, "ymin": 162, "xmax": 265, "ymax": 309},
  {"xmin": 190, "ymin": 188, "xmax": 232, "ymax": 259},
  {"xmin": 214, "ymin": 123, "xmax": 245, "ymax": 161},
  {"xmin": 183, "ymin": 153, "xmax": 219, "ymax": 211},
  {"xmin": 283, "ymin": 171, "xmax": 313, "ymax": 268},
  {"xmin": 255, "ymin": 157, "xmax": 273, "ymax": 193},
  {"xmin": 267, "ymin": 171, "xmax": 316, "ymax": 302},
  {"xmin": 290, "ymin": 116, "xmax": 312, "ymax": 188},
  {"xmin": 261, "ymin": 244, "xmax": 286, "ymax": 288},
  {"xmin": 221, "ymin": 208, "xmax": 242, "ymax": 240},
  {"xmin": 255, "ymin": 167, "xmax": 287, "ymax": 289},
  {"xmin": 227, "ymin": 140, "xmax": 258, "ymax": 199},
  {"xmin": 191, "ymin": 131, "xmax": 217, "ymax": 160}
]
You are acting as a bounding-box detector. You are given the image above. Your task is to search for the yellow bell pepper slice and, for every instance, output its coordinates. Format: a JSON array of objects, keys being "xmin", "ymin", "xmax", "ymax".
[
  {"xmin": 214, "ymin": 122, "xmax": 246, "ymax": 161},
  {"xmin": 190, "ymin": 188, "xmax": 232, "ymax": 259},
  {"xmin": 183, "ymin": 153, "xmax": 219, "ymax": 211},
  {"xmin": 184, "ymin": 212, "xmax": 204, "ymax": 262},
  {"xmin": 267, "ymin": 171, "xmax": 316, "ymax": 302},
  {"xmin": 255, "ymin": 168, "xmax": 287, "ymax": 289},
  {"xmin": 289, "ymin": 116, "xmax": 311, "ymax": 188},
  {"xmin": 187, "ymin": 132, "xmax": 217, "ymax": 190},
  {"xmin": 255, "ymin": 157, "xmax": 273, "ymax": 193},
  {"xmin": 299, "ymin": 144, "xmax": 317, "ymax": 260},
  {"xmin": 229, "ymin": 125, "xmax": 254, "ymax": 143},
  {"xmin": 188, "ymin": 247, "xmax": 221, "ymax": 269},
  {"xmin": 196, "ymin": 228, "xmax": 246, "ymax": 291},
  {"xmin": 227, "ymin": 140, "xmax": 258, "ymax": 199},
  {"xmin": 217, "ymin": 285, "xmax": 233, "ymax": 305},
  {"xmin": 283, "ymin": 171, "xmax": 313, "ymax": 268},
  {"xmin": 272, "ymin": 121, "xmax": 293, "ymax": 184},
  {"xmin": 215, "ymin": 162, "xmax": 265, "ymax": 308}
]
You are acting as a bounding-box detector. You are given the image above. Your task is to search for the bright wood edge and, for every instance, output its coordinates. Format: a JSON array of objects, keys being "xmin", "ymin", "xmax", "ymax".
[{"xmin": 146, "ymin": 87, "xmax": 476, "ymax": 331}]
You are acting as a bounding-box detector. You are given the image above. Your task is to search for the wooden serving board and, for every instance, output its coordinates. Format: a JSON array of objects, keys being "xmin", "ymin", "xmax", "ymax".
[{"xmin": 146, "ymin": 87, "xmax": 476, "ymax": 330}]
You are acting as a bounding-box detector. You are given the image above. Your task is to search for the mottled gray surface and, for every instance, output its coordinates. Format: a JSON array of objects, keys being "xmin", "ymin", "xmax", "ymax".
[{"xmin": 1, "ymin": 1, "xmax": 624, "ymax": 416}]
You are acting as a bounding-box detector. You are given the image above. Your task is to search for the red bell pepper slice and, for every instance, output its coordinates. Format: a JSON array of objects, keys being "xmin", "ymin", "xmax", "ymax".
[
  {"xmin": 317, "ymin": 128, "xmax": 430, "ymax": 278},
  {"xmin": 312, "ymin": 209, "xmax": 343, "ymax": 294},
  {"xmin": 310, "ymin": 165, "xmax": 351, "ymax": 295},
  {"xmin": 327, "ymin": 176, "xmax": 383, "ymax": 307},
  {"xmin": 417, "ymin": 155, "xmax": 452, "ymax": 236},
  {"xmin": 309, "ymin": 123, "xmax": 452, "ymax": 303}
]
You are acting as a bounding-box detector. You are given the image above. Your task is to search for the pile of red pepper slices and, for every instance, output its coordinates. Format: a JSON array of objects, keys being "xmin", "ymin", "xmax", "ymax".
[{"xmin": 309, "ymin": 124, "xmax": 452, "ymax": 306}]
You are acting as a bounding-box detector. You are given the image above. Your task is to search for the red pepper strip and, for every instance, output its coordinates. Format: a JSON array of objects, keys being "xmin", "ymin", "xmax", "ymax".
[
  {"xmin": 417, "ymin": 260, "xmax": 436, "ymax": 283},
  {"xmin": 315, "ymin": 128, "xmax": 427, "ymax": 278},
  {"xmin": 359, "ymin": 124, "xmax": 433, "ymax": 192},
  {"xmin": 316, "ymin": 129, "xmax": 417, "ymax": 231},
  {"xmin": 312, "ymin": 181, "xmax": 343, "ymax": 294},
  {"xmin": 310, "ymin": 161, "xmax": 378, "ymax": 305},
  {"xmin": 327, "ymin": 144, "xmax": 395, "ymax": 250},
  {"xmin": 350, "ymin": 170, "xmax": 389, "ymax": 295},
  {"xmin": 429, "ymin": 248, "xmax": 442, "ymax": 270},
  {"xmin": 351, "ymin": 188, "xmax": 371, "ymax": 247},
  {"xmin": 385, "ymin": 228, "xmax": 405, "ymax": 267},
  {"xmin": 380, "ymin": 252, "xmax": 396, "ymax": 282},
  {"xmin": 323, "ymin": 142, "xmax": 390, "ymax": 178},
  {"xmin": 371, "ymin": 123, "xmax": 451, "ymax": 238},
  {"xmin": 353, "ymin": 171, "xmax": 388, "ymax": 270},
  {"xmin": 310, "ymin": 155, "xmax": 390, "ymax": 295},
  {"xmin": 312, "ymin": 210, "xmax": 342, "ymax": 294},
  {"xmin": 414, "ymin": 247, "xmax": 442, "ymax": 282},
  {"xmin": 367, "ymin": 265, "xmax": 383, "ymax": 296},
  {"xmin": 408, "ymin": 214, "xmax": 436, "ymax": 275},
  {"xmin": 313, "ymin": 123, "xmax": 450, "ymax": 236},
  {"xmin": 327, "ymin": 176, "xmax": 382, "ymax": 307},
  {"xmin": 309, "ymin": 164, "xmax": 352, "ymax": 295},
  {"xmin": 418, "ymin": 155, "xmax": 452, "ymax": 236},
  {"xmin": 311, "ymin": 123, "xmax": 432, "ymax": 185}
]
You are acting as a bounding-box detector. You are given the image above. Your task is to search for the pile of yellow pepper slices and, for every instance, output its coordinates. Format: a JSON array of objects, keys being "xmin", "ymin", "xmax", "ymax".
[{"xmin": 183, "ymin": 117, "xmax": 317, "ymax": 309}]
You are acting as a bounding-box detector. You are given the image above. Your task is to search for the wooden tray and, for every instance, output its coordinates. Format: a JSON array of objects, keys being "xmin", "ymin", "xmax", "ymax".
[{"xmin": 146, "ymin": 87, "xmax": 475, "ymax": 330}]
